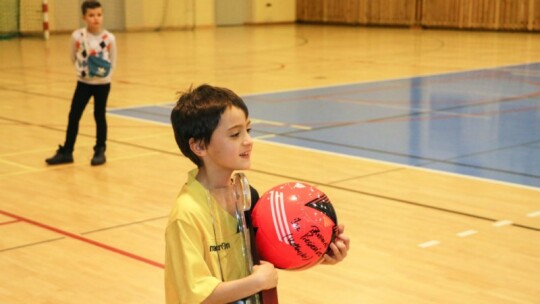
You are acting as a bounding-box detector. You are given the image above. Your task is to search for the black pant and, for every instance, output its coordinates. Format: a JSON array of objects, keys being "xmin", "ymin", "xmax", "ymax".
[{"xmin": 64, "ymin": 81, "xmax": 110, "ymax": 151}]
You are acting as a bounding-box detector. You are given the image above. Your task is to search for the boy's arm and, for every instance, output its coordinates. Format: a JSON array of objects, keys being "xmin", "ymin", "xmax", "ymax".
[
  {"xmin": 109, "ymin": 33, "xmax": 117, "ymax": 72},
  {"xmin": 70, "ymin": 31, "xmax": 78, "ymax": 64},
  {"xmin": 202, "ymin": 261, "xmax": 278, "ymax": 304}
]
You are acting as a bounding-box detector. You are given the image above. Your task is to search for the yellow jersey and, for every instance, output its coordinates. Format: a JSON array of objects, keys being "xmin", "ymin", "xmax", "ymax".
[{"xmin": 165, "ymin": 169, "xmax": 249, "ymax": 304}]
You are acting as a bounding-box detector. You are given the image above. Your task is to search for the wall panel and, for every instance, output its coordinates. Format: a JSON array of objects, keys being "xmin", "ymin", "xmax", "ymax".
[
  {"xmin": 296, "ymin": 0, "xmax": 540, "ymax": 31},
  {"xmin": 297, "ymin": 0, "xmax": 416, "ymax": 25},
  {"xmin": 421, "ymin": 0, "xmax": 540, "ymax": 31}
]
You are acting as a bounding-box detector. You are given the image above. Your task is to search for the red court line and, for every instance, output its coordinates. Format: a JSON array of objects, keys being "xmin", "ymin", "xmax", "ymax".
[{"xmin": 0, "ymin": 209, "xmax": 164, "ymax": 269}]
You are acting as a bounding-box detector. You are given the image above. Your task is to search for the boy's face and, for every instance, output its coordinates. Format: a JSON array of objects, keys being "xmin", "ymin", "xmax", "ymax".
[
  {"xmin": 203, "ymin": 106, "xmax": 253, "ymax": 172},
  {"xmin": 83, "ymin": 7, "xmax": 103, "ymax": 33}
]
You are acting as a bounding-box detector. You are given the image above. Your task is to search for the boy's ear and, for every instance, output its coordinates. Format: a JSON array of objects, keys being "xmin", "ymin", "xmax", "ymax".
[{"xmin": 189, "ymin": 138, "xmax": 206, "ymax": 156}]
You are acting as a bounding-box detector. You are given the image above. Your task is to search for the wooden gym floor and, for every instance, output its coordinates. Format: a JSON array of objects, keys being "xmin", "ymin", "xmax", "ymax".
[{"xmin": 1, "ymin": 24, "xmax": 539, "ymax": 303}]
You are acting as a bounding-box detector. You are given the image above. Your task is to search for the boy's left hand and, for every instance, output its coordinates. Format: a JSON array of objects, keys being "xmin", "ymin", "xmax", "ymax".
[{"xmin": 322, "ymin": 224, "xmax": 350, "ymax": 265}]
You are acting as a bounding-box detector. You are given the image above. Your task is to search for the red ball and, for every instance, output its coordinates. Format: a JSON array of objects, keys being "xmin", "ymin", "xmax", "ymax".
[{"xmin": 252, "ymin": 182, "xmax": 338, "ymax": 270}]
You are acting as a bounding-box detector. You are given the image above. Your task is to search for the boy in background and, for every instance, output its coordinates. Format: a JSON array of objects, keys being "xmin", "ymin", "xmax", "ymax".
[{"xmin": 46, "ymin": 0, "xmax": 116, "ymax": 166}]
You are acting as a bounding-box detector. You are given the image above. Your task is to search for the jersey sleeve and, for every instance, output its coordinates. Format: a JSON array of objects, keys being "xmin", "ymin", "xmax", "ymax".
[{"xmin": 165, "ymin": 218, "xmax": 221, "ymax": 304}]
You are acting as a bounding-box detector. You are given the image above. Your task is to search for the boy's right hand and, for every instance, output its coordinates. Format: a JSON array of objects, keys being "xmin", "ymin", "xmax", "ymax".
[{"xmin": 252, "ymin": 260, "xmax": 278, "ymax": 290}]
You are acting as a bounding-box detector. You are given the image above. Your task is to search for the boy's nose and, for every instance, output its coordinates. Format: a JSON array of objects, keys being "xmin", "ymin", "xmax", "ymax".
[{"xmin": 244, "ymin": 133, "xmax": 253, "ymax": 145}]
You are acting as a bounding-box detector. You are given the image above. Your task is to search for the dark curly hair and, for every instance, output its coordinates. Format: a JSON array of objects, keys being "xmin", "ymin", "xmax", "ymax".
[{"xmin": 170, "ymin": 84, "xmax": 249, "ymax": 167}]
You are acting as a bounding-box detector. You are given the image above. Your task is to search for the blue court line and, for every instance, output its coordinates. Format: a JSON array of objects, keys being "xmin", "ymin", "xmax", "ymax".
[{"xmin": 109, "ymin": 63, "xmax": 540, "ymax": 188}]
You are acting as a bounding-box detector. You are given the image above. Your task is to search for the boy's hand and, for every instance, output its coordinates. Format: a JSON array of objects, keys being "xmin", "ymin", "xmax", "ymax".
[
  {"xmin": 252, "ymin": 261, "xmax": 278, "ymax": 290},
  {"xmin": 322, "ymin": 224, "xmax": 350, "ymax": 265}
]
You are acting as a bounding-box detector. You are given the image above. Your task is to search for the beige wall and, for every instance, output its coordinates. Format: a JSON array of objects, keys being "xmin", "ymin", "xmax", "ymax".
[
  {"xmin": 247, "ymin": 0, "xmax": 295, "ymax": 24},
  {"xmin": 19, "ymin": 0, "xmax": 295, "ymax": 34},
  {"xmin": 124, "ymin": 0, "xmax": 214, "ymax": 30},
  {"xmin": 123, "ymin": 0, "xmax": 295, "ymax": 29}
]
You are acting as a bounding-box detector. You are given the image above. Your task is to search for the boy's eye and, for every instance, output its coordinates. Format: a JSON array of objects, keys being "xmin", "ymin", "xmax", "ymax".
[
  {"xmin": 231, "ymin": 132, "xmax": 240, "ymax": 137},
  {"xmin": 247, "ymin": 128, "xmax": 252, "ymax": 133}
]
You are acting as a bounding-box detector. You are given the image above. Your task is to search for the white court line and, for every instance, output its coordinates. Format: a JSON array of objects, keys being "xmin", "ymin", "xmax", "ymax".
[
  {"xmin": 418, "ymin": 240, "xmax": 440, "ymax": 248},
  {"xmin": 251, "ymin": 118, "xmax": 285, "ymax": 126},
  {"xmin": 527, "ymin": 210, "xmax": 540, "ymax": 218},
  {"xmin": 493, "ymin": 220, "xmax": 513, "ymax": 227},
  {"xmin": 290, "ymin": 124, "xmax": 312, "ymax": 130},
  {"xmin": 254, "ymin": 134, "xmax": 276, "ymax": 140},
  {"xmin": 251, "ymin": 119, "xmax": 312, "ymax": 130},
  {"xmin": 457, "ymin": 230, "xmax": 478, "ymax": 237}
]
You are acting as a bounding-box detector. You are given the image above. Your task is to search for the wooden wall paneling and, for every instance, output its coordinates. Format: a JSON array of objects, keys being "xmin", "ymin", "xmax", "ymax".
[
  {"xmin": 357, "ymin": 0, "xmax": 369, "ymax": 24},
  {"xmin": 473, "ymin": 0, "xmax": 499, "ymax": 29},
  {"xmin": 499, "ymin": 0, "xmax": 529, "ymax": 30},
  {"xmin": 296, "ymin": 0, "xmax": 326, "ymax": 22},
  {"xmin": 532, "ymin": 0, "xmax": 540, "ymax": 30},
  {"xmin": 420, "ymin": 0, "xmax": 458, "ymax": 27},
  {"xmin": 295, "ymin": 0, "xmax": 540, "ymax": 31},
  {"xmin": 361, "ymin": 0, "xmax": 417, "ymax": 26},
  {"xmin": 386, "ymin": 0, "xmax": 417, "ymax": 25},
  {"xmin": 460, "ymin": 0, "xmax": 472, "ymax": 29},
  {"xmin": 325, "ymin": 0, "xmax": 361, "ymax": 24}
]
